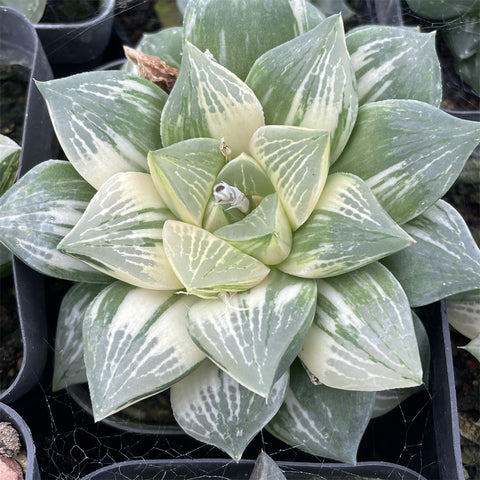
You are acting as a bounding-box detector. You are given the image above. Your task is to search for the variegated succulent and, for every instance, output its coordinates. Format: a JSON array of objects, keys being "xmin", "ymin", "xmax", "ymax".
[{"xmin": 1, "ymin": 0, "xmax": 480, "ymax": 463}]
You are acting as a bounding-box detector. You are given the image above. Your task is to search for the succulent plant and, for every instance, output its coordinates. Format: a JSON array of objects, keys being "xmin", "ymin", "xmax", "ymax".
[{"xmin": 1, "ymin": 0, "xmax": 480, "ymax": 463}]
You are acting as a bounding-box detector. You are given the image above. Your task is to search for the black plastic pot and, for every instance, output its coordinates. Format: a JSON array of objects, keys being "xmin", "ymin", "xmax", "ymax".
[
  {"xmin": 79, "ymin": 458, "xmax": 427, "ymax": 480},
  {"xmin": 35, "ymin": 0, "xmax": 115, "ymax": 66},
  {"xmin": 0, "ymin": 402, "xmax": 40, "ymax": 480},
  {"xmin": 0, "ymin": 7, "xmax": 54, "ymax": 404}
]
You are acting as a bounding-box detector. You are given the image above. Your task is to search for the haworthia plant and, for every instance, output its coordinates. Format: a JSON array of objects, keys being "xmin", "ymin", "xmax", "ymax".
[{"xmin": 1, "ymin": 0, "xmax": 479, "ymax": 463}]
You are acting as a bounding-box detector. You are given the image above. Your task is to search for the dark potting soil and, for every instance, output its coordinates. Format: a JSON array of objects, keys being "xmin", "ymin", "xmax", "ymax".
[
  {"xmin": 40, "ymin": 0, "xmax": 101, "ymax": 24},
  {"xmin": 0, "ymin": 64, "xmax": 29, "ymax": 146}
]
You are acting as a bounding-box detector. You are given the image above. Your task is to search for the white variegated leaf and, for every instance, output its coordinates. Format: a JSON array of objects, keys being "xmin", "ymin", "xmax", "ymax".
[
  {"xmin": 148, "ymin": 138, "xmax": 225, "ymax": 226},
  {"xmin": 83, "ymin": 282, "xmax": 205, "ymax": 420},
  {"xmin": 299, "ymin": 262, "xmax": 423, "ymax": 391},
  {"xmin": 171, "ymin": 362, "xmax": 288, "ymax": 460},
  {"xmin": 0, "ymin": 160, "xmax": 107, "ymax": 282},
  {"xmin": 249, "ymin": 126, "xmax": 330, "ymax": 230},
  {"xmin": 187, "ymin": 270, "xmax": 316, "ymax": 396},
  {"xmin": 37, "ymin": 71, "xmax": 167, "ymax": 189},
  {"xmin": 52, "ymin": 283, "xmax": 106, "ymax": 392},
  {"xmin": 246, "ymin": 14, "xmax": 358, "ymax": 163},
  {"xmin": 383, "ymin": 201, "xmax": 480, "ymax": 307},
  {"xmin": 346, "ymin": 26, "xmax": 442, "ymax": 106},
  {"xmin": 332, "ymin": 100, "xmax": 480, "ymax": 224},
  {"xmin": 462, "ymin": 334, "xmax": 480, "ymax": 362},
  {"xmin": 59, "ymin": 172, "xmax": 182, "ymax": 290},
  {"xmin": 0, "ymin": 134, "xmax": 20, "ymax": 195},
  {"xmin": 160, "ymin": 42, "xmax": 265, "ymax": 157},
  {"xmin": 162, "ymin": 220, "xmax": 270, "ymax": 297},
  {"xmin": 183, "ymin": 0, "xmax": 309, "ymax": 80},
  {"xmin": 249, "ymin": 451, "xmax": 287, "ymax": 480},
  {"xmin": 447, "ymin": 289, "xmax": 480, "ymax": 340},
  {"xmin": 267, "ymin": 360, "xmax": 376, "ymax": 463},
  {"xmin": 278, "ymin": 173, "xmax": 413, "ymax": 278}
]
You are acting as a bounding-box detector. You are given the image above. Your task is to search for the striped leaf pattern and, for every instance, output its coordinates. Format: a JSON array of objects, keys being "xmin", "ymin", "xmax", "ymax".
[
  {"xmin": 171, "ymin": 362, "xmax": 288, "ymax": 460},
  {"xmin": 148, "ymin": 138, "xmax": 225, "ymax": 226},
  {"xmin": 83, "ymin": 282, "xmax": 205, "ymax": 420},
  {"xmin": 162, "ymin": 220, "xmax": 270, "ymax": 297},
  {"xmin": 382, "ymin": 200, "xmax": 480, "ymax": 307},
  {"xmin": 332, "ymin": 100, "xmax": 480, "ymax": 224},
  {"xmin": 52, "ymin": 283, "xmax": 106, "ymax": 392},
  {"xmin": 249, "ymin": 126, "xmax": 330, "ymax": 230},
  {"xmin": 0, "ymin": 160, "xmax": 107, "ymax": 282},
  {"xmin": 267, "ymin": 360, "xmax": 376, "ymax": 463},
  {"xmin": 183, "ymin": 0, "xmax": 308, "ymax": 80},
  {"xmin": 186, "ymin": 270, "xmax": 316, "ymax": 396},
  {"xmin": 0, "ymin": 135, "xmax": 20, "ymax": 195},
  {"xmin": 202, "ymin": 199, "xmax": 245, "ymax": 232},
  {"xmin": 278, "ymin": 173, "xmax": 413, "ymax": 278},
  {"xmin": 299, "ymin": 262, "xmax": 423, "ymax": 391},
  {"xmin": 346, "ymin": 26, "xmax": 442, "ymax": 106},
  {"xmin": 160, "ymin": 42, "xmax": 265, "ymax": 158},
  {"xmin": 250, "ymin": 451, "xmax": 287, "ymax": 480},
  {"xmin": 59, "ymin": 172, "xmax": 182, "ymax": 290},
  {"xmin": 214, "ymin": 193, "xmax": 292, "ymax": 265},
  {"xmin": 37, "ymin": 71, "xmax": 167, "ymax": 189},
  {"xmin": 447, "ymin": 289, "xmax": 480, "ymax": 340},
  {"xmin": 246, "ymin": 14, "xmax": 358, "ymax": 163}
]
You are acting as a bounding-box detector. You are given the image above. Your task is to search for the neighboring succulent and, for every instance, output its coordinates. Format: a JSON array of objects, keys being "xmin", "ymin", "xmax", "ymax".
[{"xmin": 1, "ymin": 0, "xmax": 480, "ymax": 463}]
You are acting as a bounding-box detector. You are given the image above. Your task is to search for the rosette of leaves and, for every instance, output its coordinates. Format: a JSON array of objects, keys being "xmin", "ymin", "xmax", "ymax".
[{"xmin": 1, "ymin": 0, "xmax": 480, "ymax": 463}]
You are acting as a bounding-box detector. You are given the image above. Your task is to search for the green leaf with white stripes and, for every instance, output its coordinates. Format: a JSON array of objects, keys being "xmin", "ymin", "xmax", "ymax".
[
  {"xmin": 382, "ymin": 200, "xmax": 480, "ymax": 307},
  {"xmin": 163, "ymin": 220, "xmax": 270, "ymax": 297},
  {"xmin": 332, "ymin": 100, "xmax": 480, "ymax": 224},
  {"xmin": 447, "ymin": 289, "xmax": 480, "ymax": 340},
  {"xmin": 183, "ymin": 0, "xmax": 309, "ymax": 80},
  {"xmin": 267, "ymin": 360, "xmax": 376, "ymax": 463},
  {"xmin": 171, "ymin": 361, "xmax": 288, "ymax": 460},
  {"xmin": 346, "ymin": 26, "xmax": 442, "ymax": 106},
  {"xmin": 148, "ymin": 138, "xmax": 225, "ymax": 226},
  {"xmin": 299, "ymin": 262, "xmax": 423, "ymax": 390},
  {"xmin": 186, "ymin": 270, "xmax": 316, "ymax": 396},
  {"xmin": 0, "ymin": 135, "xmax": 20, "ymax": 195},
  {"xmin": 83, "ymin": 282, "xmax": 206, "ymax": 420},
  {"xmin": 52, "ymin": 283, "xmax": 106, "ymax": 392},
  {"xmin": 214, "ymin": 193, "xmax": 292, "ymax": 265},
  {"xmin": 246, "ymin": 14, "xmax": 358, "ymax": 163},
  {"xmin": 278, "ymin": 173, "xmax": 413, "ymax": 278},
  {"xmin": 250, "ymin": 451, "xmax": 287, "ymax": 480},
  {"xmin": 37, "ymin": 71, "xmax": 167, "ymax": 189},
  {"xmin": 202, "ymin": 198, "xmax": 245, "ymax": 232},
  {"xmin": 135, "ymin": 27, "xmax": 183, "ymax": 69},
  {"xmin": 0, "ymin": 160, "xmax": 107, "ymax": 282},
  {"xmin": 249, "ymin": 126, "xmax": 330, "ymax": 230},
  {"xmin": 160, "ymin": 42, "xmax": 265, "ymax": 158},
  {"xmin": 59, "ymin": 172, "xmax": 182, "ymax": 290},
  {"xmin": 463, "ymin": 334, "xmax": 480, "ymax": 362}
]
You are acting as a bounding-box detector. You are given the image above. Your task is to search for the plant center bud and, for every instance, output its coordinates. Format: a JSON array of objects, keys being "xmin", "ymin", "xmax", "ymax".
[{"xmin": 213, "ymin": 182, "xmax": 250, "ymax": 214}]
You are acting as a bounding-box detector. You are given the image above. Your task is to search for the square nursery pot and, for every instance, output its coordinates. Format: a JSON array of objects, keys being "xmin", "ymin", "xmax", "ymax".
[
  {"xmin": 35, "ymin": 0, "xmax": 115, "ymax": 67},
  {"xmin": 0, "ymin": 6, "xmax": 54, "ymax": 405}
]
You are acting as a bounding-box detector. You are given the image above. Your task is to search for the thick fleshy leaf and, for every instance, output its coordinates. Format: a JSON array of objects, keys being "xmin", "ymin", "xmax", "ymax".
[
  {"xmin": 299, "ymin": 262, "xmax": 423, "ymax": 391},
  {"xmin": 382, "ymin": 201, "xmax": 480, "ymax": 307},
  {"xmin": 331, "ymin": 100, "xmax": 480, "ymax": 224},
  {"xmin": 404, "ymin": 0, "xmax": 480, "ymax": 21},
  {"xmin": 441, "ymin": 15, "xmax": 480, "ymax": 60},
  {"xmin": 267, "ymin": 360, "xmax": 375, "ymax": 463},
  {"xmin": 346, "ymin": 26, "xmax": 442, "ymax": 106},
  {"xmin": 59, "ymin": 172, "xmax": 182, "ymax": 290},
  {"xmin": 249, "ymin": 126, "xmax": 330, "ymax": 230},
  {"xmin": 183, "ymin": 0, "xmax": 309, "ymax": 80},
  {"xmin": 148, "ymin": 138, "xmax": 225, "ymax": 226},
  {"xmin": 462, "ymin": 334, "xmax": 480, "ymax": 362},
  {"xmin": 160, "ymin": 42, "xmax": 264, "ymax": 157},
  {"xmin": 0, "ymin": 160, "xmax": 107, "ymax": 282},
  {"xmin": 246, "ymin": 14, "xmax": 358, "ymax": 163},
  {"xmin": 37, "ymin": 71, "xmax": 167, "ymax": 189},
  {"xmin": 186, "ymin": 270, "xmax": 316, "ymax": 396},
  {"xmin": 83, "ymin": 282, "xmax": 205, "ymax": 420},
  {"xmin": 0, "ymin": 0, "xmax": 46, "ymax": 22},
  {"xmin": 249, "ymin": 451, "xmax": 286, "ymax": 480},
  {"xmin": 455, "ymin": 49, "xmax": 480, "ymax": 93},
  {"xmin": 202, "ymin": 199, "xmax": 245, "ymax": 232},
  {"xmin": 371, "ymin": 312, "xmax": 430, "ymax": 418},
  {"xmin": 0, "ymin": 135, "xmax": 20, "ymax": 195},
  {"xmin": 278, "ymin": 173, "xmax": 413, "ymax": 278},
  {"xmin": 133, "ymin": 27, "xmax": 183, "ymax": 69},
  {"xmin": 447, "ymin": 289, "xmax": 480, "ymax": 340},
  {"xmin": 162, "ymin": 220, "xmax": 270, "ymax": 297},
  {"xmin": 214, "ymin": 193, "xmax": 292, "ymax": 265},
  {"xmin": 52, "ymin": 283, "xmax": 106, "ymax": 392},
  {"xmin": 171, "ymin": 362, "xmax": 288, "ymax": 460}
]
